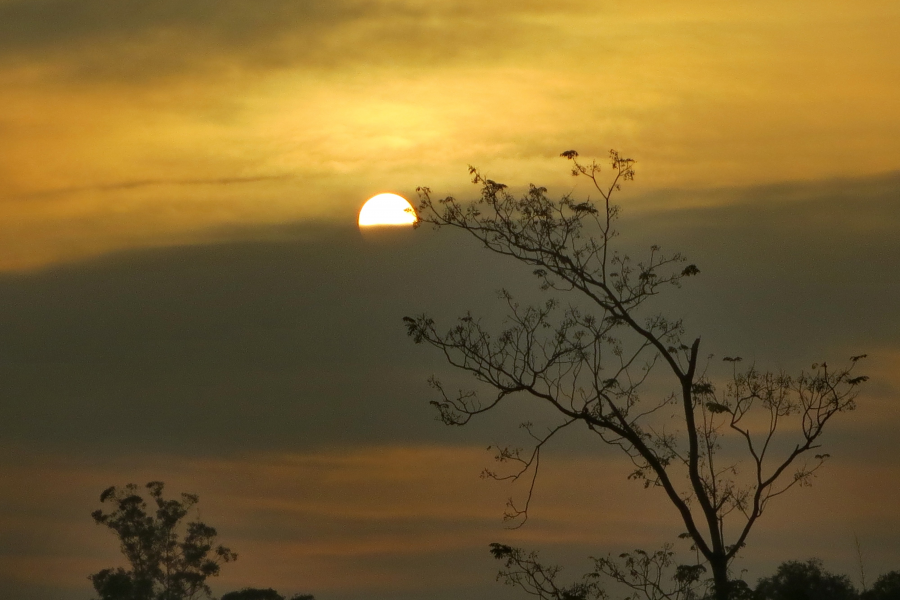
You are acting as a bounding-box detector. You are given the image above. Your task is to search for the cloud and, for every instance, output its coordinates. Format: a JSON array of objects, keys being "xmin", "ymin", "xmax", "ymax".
[
  {"xmin": 1, "ymin": 162, "xmax": 898, "ymax": 600},
  {"xmin": 14, "ymin": 174, "xmax": 295, "ymax": 200},
  {"xmin": 2, "ymin": 173, "xmax": 899, "ymax": 458},
  {"xmin": 2, "ymin": 445, "xmax": 898, "ymax": 600},
  {"xmin": 1, "ymin": 0, "xmax": 897, "ymax": 274},
  {"xmin": 625, "ymin": 171, "xmax": 900, "ymax": 355},
  {"xmin": 0, "ymin": 0, "xmax": 588, "ymax": 80}
]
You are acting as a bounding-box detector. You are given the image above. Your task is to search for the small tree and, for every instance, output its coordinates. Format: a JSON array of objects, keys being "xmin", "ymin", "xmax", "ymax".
[
  {"xmin": 404, "ymin": 151, "xmax": 867, "ymax": 600},
  {"xmin": 90, "ymin": 481, "xmax": 237, "ymax": 600}
]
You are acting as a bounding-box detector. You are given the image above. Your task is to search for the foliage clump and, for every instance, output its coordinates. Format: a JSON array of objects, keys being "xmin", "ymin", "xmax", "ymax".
[{"xmin": 90, "ymin": 481, "xmax": 236, "ymax": 600}]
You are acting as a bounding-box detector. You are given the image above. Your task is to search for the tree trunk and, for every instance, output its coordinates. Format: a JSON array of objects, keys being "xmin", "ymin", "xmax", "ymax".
[{"xmin": 710, "ymin": 553, "xmax": 730, "ymax": 600}]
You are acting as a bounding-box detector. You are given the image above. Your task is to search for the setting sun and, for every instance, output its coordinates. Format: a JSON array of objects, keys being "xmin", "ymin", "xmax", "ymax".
[{"xmin": 358, "ymin": 193, "xmax": 417, "ymax": 227}]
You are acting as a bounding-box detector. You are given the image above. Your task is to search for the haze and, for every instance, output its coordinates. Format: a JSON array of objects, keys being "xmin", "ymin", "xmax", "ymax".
[{"xmin": 1, "ymin": 2, "xmax": 899, "ymax": 599}]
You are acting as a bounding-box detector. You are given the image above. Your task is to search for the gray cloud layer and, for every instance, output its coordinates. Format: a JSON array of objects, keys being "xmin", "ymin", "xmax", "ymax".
[
  {"xmin": 2, "ymin": 172, "xmax": 898, "ymax": 459},
  {"xmin": 634, "ymin": 172, "xmax": 900, "ymax": 356},
  {"xmin": 2, "ymin": 172, "xmax": 899, "ymax": 600}
]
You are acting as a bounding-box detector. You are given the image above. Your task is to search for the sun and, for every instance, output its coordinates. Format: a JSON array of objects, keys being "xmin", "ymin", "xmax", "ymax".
[{"xmin": 358, "ymin": 193, "xmax": 417, "ymax": 227}]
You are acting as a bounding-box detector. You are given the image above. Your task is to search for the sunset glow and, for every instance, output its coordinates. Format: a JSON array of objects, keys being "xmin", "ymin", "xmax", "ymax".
[
  {"xmin": 1, "ymin": 2, "xmax": 899, "ymax": 600},
  {"xmin": 358, "ymin": 193, "xmax": 417, "ymax": 227}
]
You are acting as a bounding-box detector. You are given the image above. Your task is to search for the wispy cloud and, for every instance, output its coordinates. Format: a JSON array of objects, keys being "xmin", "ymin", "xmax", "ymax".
[
  {"xmin": 2, "ymin": 445, "xmax": 897, "ymax": 599},
  {"xmin": 13, "ymin": 174, "xmax": 294, "ymax": 200}
]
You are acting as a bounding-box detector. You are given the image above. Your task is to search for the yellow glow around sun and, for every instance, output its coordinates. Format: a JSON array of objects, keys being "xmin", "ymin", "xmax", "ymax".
[{"xmin": 358, "ymin": 193, "xmax": 417, "ymax": 226}]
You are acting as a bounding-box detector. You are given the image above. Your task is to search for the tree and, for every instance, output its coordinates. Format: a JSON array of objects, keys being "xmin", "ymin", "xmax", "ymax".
[
  {"xmin": 755, "ymin": 559, "xmax": 857, "ymax": 600},
  {"xmin": 403, "ymin": 150, "xmax": 867, "ymax": 600},
  {"xmin": 861, "ymin": 572, "xmax": 900, "ymax": 600},
  {"xmin": 90, "ymin": 481, "xmax": 237, "ymax": 600}
]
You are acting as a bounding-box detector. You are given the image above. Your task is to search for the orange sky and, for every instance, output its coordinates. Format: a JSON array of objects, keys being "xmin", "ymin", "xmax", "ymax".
[
  {"xmin": 3, "ymin": 441, "xmax": 898, "ymax": 599},
  {"xmin": 1, "ymin": 0, "xmax": 898, "ymax": 270},
  {"xmin": 2, "ymin": 2, "xmax": 900, "ymax": 600}
]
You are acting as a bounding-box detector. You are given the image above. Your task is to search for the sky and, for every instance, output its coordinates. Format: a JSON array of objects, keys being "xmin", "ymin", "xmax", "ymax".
[{"xmin": 1, "ymin": 1, "xmax": 899, "ymax": 599}]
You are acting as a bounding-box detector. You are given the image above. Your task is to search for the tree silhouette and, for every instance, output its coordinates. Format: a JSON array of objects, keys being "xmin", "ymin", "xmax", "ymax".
[
  {"xmin": 861, "ymin": 571, "xmax": 900, "ymax": 600},
  {"xmin": 90, "ymin": 481, "xmax": 237, "ymax": 600},
  {"xmin": 404, "ymin": 150, "xmax": 867, "ymax": 600},
  {"xmin": 755, "ymin": 559, "xmax": 857, "ymax": 600}
]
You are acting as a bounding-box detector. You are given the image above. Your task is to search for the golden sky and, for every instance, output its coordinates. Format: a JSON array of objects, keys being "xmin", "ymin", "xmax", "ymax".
[
  {"xmin": 2, "ymin": 2, "xmax": 900, "ymax": 600},
  {"xmin": 1, "ymin": 0, "xmax": 898, "ymax": 270}
]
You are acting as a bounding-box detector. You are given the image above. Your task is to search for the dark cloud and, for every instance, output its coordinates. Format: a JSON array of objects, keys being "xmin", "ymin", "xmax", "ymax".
[
  {"xmin": 0, "ymin": 171, "xmax": 900, "ymax": 462},
  {"xmin": 0, "ymin": 222, "xmax": 527, "ymax": 456},
  {"xmin": 15, "ymin": 174, "xmax": 294, "ymax": 200},
  {"xmin": 1, "ymin": 173, "xmax": 899, "ymax": 600},
  {"xmin": 0, "ymin": 0, "xmax": 580, "ymax": 79},
  {"xmin": 0, "ymin": 0, "xmax": 372, "ymax": 52},
  {"xmin": 1, "ymin": 173, "xmax": 898, "ymax": 461},
  {"xmin": 628, "ymin": 171, "xmax": 900, "ymax": 360}
]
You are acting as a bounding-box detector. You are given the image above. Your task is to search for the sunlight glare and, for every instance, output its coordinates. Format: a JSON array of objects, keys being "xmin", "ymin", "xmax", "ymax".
[{"xmin": 358, "ymin": 193, "xmax": 417, "ymax": 227}]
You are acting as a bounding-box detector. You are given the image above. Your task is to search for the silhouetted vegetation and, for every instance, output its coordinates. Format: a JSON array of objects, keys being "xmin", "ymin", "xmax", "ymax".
[
  {"xmin": 755, "ymin": 559, "xmax": 856, "ymax": 600},
  {"xmin": 405, "ymin": 150, "xmax": 868, "ymax": 600},
  {"xmin": 491, "ymin": 545, "xmax": 898, "ymax": 600},
  {"xmin": 221, "ymin": 588, "xmax": 314, "ymax": 600},
  {"xmin": 89, "ymin": 482, "xmax": 316, "ymax": 600},
  {"xmin": 861, "ymin": 572, "xmax": 900, "ymax": 600},
  {"xmin": 90, "ymin": 481, "xmax": 236, "ymax": 600},
  {"xmin": 753, "ymin": 560, "xmax": 900, "ymax": 600}
]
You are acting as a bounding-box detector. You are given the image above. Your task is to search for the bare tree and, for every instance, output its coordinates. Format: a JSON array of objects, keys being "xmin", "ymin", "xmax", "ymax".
[{"xmin": 403, "ymin": 150, "xmax": 867, "ymax": 600}]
